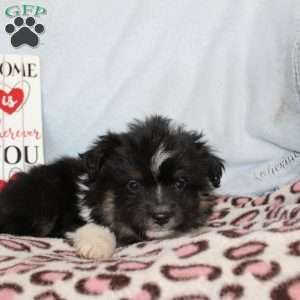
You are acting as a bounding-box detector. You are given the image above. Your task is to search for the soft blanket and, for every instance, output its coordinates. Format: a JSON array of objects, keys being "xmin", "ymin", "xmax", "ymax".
[{"xmin": 0, "ymin": 181, "xmax": 300, "ymax": 300}]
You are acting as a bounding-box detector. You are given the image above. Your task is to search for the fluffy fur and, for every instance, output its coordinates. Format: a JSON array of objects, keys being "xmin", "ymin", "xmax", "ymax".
[{"xmin": 0, "ymin": 116, "xmax": 224, "ymax": 258}]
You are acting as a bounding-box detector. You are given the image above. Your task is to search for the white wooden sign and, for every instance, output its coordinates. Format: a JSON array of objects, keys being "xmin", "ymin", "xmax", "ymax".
[{"xmin": 0, "ymin": 54, "xmax": 44, "ymax": 184}]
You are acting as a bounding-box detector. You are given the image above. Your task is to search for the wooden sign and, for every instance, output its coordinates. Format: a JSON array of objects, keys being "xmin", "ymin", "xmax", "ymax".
[{"xmin": 0, "ymin": 54, "xmax": 44, "ymax": 186}]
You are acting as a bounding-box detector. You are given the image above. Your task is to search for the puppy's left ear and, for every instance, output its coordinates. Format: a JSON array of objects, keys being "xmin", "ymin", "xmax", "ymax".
[
  {"xmin": 207, "ymin": 153, "xmax": 225, "ymax": 188},
  {"xmin": 79, "ymin": 133, "xmax": 121, "ymax": 181},
  {"xmin": 78, "ymin": 149, "xmax": 99, "ymax": 181}
]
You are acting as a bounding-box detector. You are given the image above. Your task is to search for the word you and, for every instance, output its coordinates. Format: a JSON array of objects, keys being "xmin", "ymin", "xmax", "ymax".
[{"xmin": 1, "ymin": 145, "xmax": 39, "ymax": 165}]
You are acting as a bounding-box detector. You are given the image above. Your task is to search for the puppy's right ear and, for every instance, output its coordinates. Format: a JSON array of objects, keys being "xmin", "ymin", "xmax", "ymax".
[{"xmin": 79, "ymin": 133, "xmax": 121, "ymax": 181}]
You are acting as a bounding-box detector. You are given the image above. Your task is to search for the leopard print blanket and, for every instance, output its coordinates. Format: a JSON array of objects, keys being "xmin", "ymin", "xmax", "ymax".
[{"xmin": 0, "ymin": 181, "xmax": 300, "ymax": 300}]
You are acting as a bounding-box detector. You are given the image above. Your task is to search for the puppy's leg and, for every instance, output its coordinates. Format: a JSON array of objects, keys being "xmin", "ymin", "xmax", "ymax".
[{"xmin": 71, "ymin": 223, "xmax": 116, "ymax": 259}]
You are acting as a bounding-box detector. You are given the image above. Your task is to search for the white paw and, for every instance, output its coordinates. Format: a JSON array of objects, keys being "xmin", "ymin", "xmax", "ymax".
[{"xmin": 72, "ymin": 223, "xmax": 116, "ymax": 259}]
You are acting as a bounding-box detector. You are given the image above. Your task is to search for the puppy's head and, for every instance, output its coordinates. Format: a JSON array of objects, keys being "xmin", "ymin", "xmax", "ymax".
[{"xmin": 80, "ymin": 116, "xmax": 224, "ymax": 241}]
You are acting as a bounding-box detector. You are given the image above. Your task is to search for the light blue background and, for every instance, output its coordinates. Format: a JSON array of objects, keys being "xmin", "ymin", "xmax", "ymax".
[{"xmin": 1, "ymin": 0, "xmax": 300, "ymax": 195}]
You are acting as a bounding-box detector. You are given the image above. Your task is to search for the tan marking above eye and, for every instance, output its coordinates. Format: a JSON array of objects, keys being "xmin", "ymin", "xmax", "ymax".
[{"xmin": 127, "ymin": 170, "xmax": 143, "ymax": 179}]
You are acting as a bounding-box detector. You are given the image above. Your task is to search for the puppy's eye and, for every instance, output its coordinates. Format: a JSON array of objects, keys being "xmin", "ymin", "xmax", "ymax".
[
  {"xmin": 127, "ymin": 180, "xmax": 142, "ymax": 193},
  {"xmin": 174, "ymin": 177, "xmax": 187, "ymax": 191}
]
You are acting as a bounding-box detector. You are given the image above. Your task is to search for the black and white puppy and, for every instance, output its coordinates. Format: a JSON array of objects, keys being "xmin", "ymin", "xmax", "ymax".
[{"xmin": 0, "ymin": 116, "xmax": 224, "ymax": 259}]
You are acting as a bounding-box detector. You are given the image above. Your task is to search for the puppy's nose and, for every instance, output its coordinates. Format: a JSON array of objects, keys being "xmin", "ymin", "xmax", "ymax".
[{"xmin": 152, "ymin": 212, "xmax": 171, "ymax": 225}]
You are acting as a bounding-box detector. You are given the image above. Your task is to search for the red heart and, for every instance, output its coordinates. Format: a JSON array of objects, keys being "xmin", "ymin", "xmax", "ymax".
[
  {"xmin": 0, "ymin": 88, "xmax": 24, "ymax": 115},
  {"xmin": 0, "ymin": 175, "xmax": 18, "ymax": 192},
  {"xmin": 0, "ymin": 180, "xmax": 7, "ymax": 192}
]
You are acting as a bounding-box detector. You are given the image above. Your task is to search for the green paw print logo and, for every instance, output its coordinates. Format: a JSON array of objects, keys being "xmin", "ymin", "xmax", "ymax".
[{"xmin": 4, "ymin": 5, "xmax": 47, "ymax": 48}]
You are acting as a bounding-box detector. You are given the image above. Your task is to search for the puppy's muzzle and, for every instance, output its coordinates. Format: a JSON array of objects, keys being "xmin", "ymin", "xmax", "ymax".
[
  {"xmin": 150, "ymin": 205, "xmax": 173, "ymax": 226},
  {"xmin": 151, "ymin": 212, "xmax": 171, "ymax": 225}
]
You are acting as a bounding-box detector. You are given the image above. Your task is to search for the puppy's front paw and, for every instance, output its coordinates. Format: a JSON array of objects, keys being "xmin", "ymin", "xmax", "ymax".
[{"xmin": 73, "ymin": 223, "xmax": 116, "ymax": 259}]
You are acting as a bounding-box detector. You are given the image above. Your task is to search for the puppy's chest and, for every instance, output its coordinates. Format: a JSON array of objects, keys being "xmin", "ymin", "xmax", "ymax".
[{"xmin": 75, "ymin": 174, "xmax": 94, "ymax": 224}]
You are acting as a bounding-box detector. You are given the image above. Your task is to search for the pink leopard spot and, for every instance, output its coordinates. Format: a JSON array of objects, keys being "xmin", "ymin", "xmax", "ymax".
[
  {"xmin": 233, "ymin": 244, "xmax": 264, "ymax": 258},
  {"xmin": 289, "ymin": 241, "xmax": 300, "ymax": 256},
  {"xmin": 225, "ymin": 241, "xmax": 266, "ymax": 260},
  {"xmin": 120, "ymin": 262, "xmax": 149, "ymax": 270},
  {"xmin": 269, "ymin": 195, "xmax": 285, "ymax": 207},
  {"xmin": 37, "ymin": 294, "xmax": 59, "ymax": 300},
  {"xmin": 170, "ymin": 266, "xmax": 211, "ymax": 278},
  {"xmin": 0, "ymin": 263, "xmax": 42, "ymax": 275},
  {"xmin": 220, "ymin": 284, "xmax": 244, "ymax": 300},
  {"xmin": 132, "ymin": 290, "xmax": 152, "ymax": 300},
  {"xmin": 242, "ymin": 222, "xmax": 256, "ymax": 229},
  {"xmin": 127, "ymin": 283, "xmax": 160, "ymax": 300},
  {"xmin": 0, "ymin": 256, "xmax": 14, "ymax": 263},
  {"xmin": 231, "ymin": 210, "xmax": 259, "ymax": 226},
  {"xmin": 234, "ymin": 260, "xmax": 280, "ymax": 281},
  {"xmin": 0, "ymin": 284, "xmax": 22, "ymax": 300},
  {"xmin": 135, "ymin": 248, "xmax": 162, "ymax": 258},
  {"xmin": 53, "ymin": 250, "xmax": 78, "ymax": 257},
  {"xmin": 290, "ymin": 207, "xmax": 300, "ymax": 219},
  {"xmin": 29, "ymin": 255, "xmax": 60, "ymax": 263},
  {"xmin": 74, "ymin": 265, "xmax": 97, "ymax": 272},
  {"xmin": 208, "ymin": 211, "xmax": 220, "ymax": 221},
  {"xmin": 224, "ymin": 292, "xmax": 236, "ymax": 300},
  {"xmin": 271, "ymin": 275, "xmax": 300, "ymax": 300},
  {"xmin": 42, "ymin": 271, "xmax": 72, "ymax": 283},
  {"xmin": 0, "ymin": 239, "xmax": 30, "ymax": 252},
  {"xmin": 106, "ymin": 261, "xmax": 153, "ymax": 272},
  {"xmin": 266, "ymin": 206, "xmax": 282, "ymax": 220},
  {"xmin": 208, "ymin": 221, "xmax": 226, "ymax": 228},
  {"xmin": 43, "ymin": 296, "xmax": 57, "ymax": 300},
  {"xmin": 208, "ymin": 209, "xmax": 229, "ymax": 222},
  {"xmin": 0, "ymin": 289, "xmax": 18, "ymax": 300},
  {"xmin": 269, "ymin": 226, "xmax": 300, "ymax": 233},
  {"xmin": 31, "ymin": 270, "xmax": 72, "ymax": 286},
  {"xmin": 176, "ymin": 244, "xmax": 198, "ymax": 257},
  {"xmin": 245, "ymin": 261, "xmax": 272, "ymax": 275},
  {"xmin": 174, "ymin": 241, "xmax": 208, "ymax": 258},
  {"xmin": 232, "ymin": 197, "xmax": 251, "ymax": 208},
  {"xmin": 34, "ymin": 291, "xmax": 64, "ymax": 300},
  {"xmin": 218, "ymin": 229, "xmax": 250, "ymax": 238},
  {"xmin": 288, "ymin": 281, "xmax": 300, "ymax": 300},
  {"xmin": 84, "ymin": 278, "xmax": 110, "ymax": 294},
  {"xmin": 284, "ymin": 218, "xmax": 300, "ymax": 227},
  {"xmin": 161, "ymin": 264, "xmax": 221, "ymax": 281},
  {"xmin": 235, "ymin": 229, "xmax": 250, "ymax": 234},
  {"xmin": 12, "ymin": 238, "xmax": 51, "ymax": 250},
  {"xmin": 252, "ymin": 196, "xmax": 268, "ymax": 206},
  {"xmin": 76, "ymin": 274, "xmax": 130, "ymax": 295},
  {"xmin": 171, "ymin": 295, "xmax": 209, "ymax": 300},
  {"xmin": 215, "ymin": 197, "xmax": 227, "ymax": 205},
  {"xmin": 291, "ymin": 181, "xmax": 300, "ymax": 193}
]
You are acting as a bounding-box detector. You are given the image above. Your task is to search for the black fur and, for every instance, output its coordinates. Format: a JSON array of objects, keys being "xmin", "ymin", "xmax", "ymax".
[{"xmin": 0, "ymin": 116, "xmax": 224, "ymax": 246}]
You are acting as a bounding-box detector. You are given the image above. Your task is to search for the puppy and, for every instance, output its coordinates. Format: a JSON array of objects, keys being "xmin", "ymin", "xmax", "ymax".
[{"xmin": 0, "ymin": 116, "xmax": 224, "ymax": 259}]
